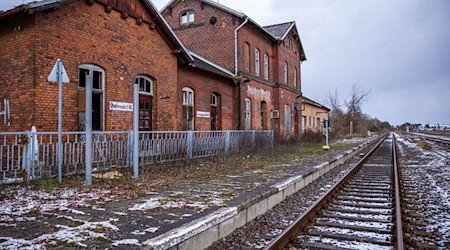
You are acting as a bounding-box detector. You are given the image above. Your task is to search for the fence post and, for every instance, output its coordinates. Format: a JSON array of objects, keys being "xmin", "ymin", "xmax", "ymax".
[
  {"xmin": 252, "ymin": 131, "xmax": 256, "ymax": 146},
  {"xmin": 25, "ymin": 131, "xmax": 31, "ymax": 184},
  {"xmin": 127, "ymin": 130, "xmax": 133, "ymax": 167},
  {"xmin": 187, "ymin": 130, "xmax": 193, "ymax": 159},
  {"xmin": 30, "ymin": 129, "xmax": 36, "ymax": 179},
  {"xmin": 225, "ymin": 130, "xmax": 230, "ymax": 153},
  {"xmin": 85, "ymin": 71, "xmax": 93, "ymax": 186},
  {"xmin": 133, "ymin": 82, "xmax": 139, "ymax": 179}
]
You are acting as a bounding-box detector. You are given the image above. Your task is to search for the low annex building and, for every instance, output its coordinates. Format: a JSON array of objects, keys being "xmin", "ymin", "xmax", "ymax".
[
  {"xmin": 302, "ymin": 96, "xmax": 330, "ymax": 133},
  {"xmin": 161, "ymin": 0, "xmax": 307, "ymax": 138}
]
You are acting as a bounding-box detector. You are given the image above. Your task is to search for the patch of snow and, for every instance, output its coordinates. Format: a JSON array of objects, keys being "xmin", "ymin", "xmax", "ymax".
[
  {"xmin": 144, "ymin": 227, "xmax": 159, "ymax": 233},
  {"xmin": 70, "ymin": 209, "xmax": 86, "ymax": 215},
  {"xmin": 112, "ymin": 211, "xmax": 127, "ymax": 216},
  {"xmin": 112, "ymin": 239, "xmax": 141, "ymax": 247}
]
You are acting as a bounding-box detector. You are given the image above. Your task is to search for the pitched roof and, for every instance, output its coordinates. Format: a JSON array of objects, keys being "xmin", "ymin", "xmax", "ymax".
[
  {"xmin": 264, "ymin": 22, "xmax": 294, "ymax": 39},
  {"xmin": 189, "ymin": 51, "xmax": 235, "ymax": 79},
  {"xmin": 303, "ymin": 96, "xmax": 330, "ymax": 111},
  {"xmin": 0, "ymin": 0, "xmax": 193, "ymax": 63}
]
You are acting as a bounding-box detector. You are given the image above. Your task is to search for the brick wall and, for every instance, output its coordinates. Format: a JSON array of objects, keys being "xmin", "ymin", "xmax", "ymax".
[
  {"xmin": 177, "ymin": 64, "xmax": 236, "ymax": 131},
  {"xmin": 163, "ymin": 0, "xmax": 239, "ymax": 72},
  {"xmin": 0, "ymin": 14, "xmax": 36, "ymax": 132},
  {"xmin": 0, "ymin": 0, "xmax": 180, "ymax": 132}
]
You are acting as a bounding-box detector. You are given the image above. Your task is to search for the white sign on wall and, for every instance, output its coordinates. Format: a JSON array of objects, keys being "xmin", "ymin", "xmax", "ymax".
[
  {"xmin": 109, "ymin": 101, "xmax": 133, "ymax": 112},
  {"xmin": 247, "ymin": 86, "xmax": 271, "ymax": 97},
  {"xmin": 196, "ymin": 111, "xmax": 210, "ymax": 118}
]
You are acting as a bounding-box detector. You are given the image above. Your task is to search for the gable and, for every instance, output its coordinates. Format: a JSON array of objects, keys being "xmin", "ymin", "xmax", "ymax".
[{"xmin": 0, "ymin": 0, "xmax": 193, "ymax": 63}]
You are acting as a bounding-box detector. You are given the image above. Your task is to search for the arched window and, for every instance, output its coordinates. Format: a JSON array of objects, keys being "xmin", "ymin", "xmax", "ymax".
[
  {"xmin": 244, "ymin": 42, "xmax": 250, "ymax": 72},
  {"xmin": 263, "ymin": 54, "xmax": 269, "ymax": 80},
  {"xmin": 283, "ymin": 61, "xmax": 288, "ymax": 84},
  {"xmin": 180, "ymin": 10, "xmax": 194, "ymax": 26},
  {"xmin": 182, "ymin": 87, "xmax": 194, "ymax": 130},
  {"xmin": 135, "ymin": 75, "xmax": 153, "ymax": 131},
  {"xmin": 135, "ymin": 75, "xmax": 153, "ymax": 95},
  {"xmin": 255, "ymin": 48, "xmax": 260, "ymax": 76},
  {"xmin": 78, "ymin": 64, "xmax": 105, "ymax": 131},
  {"xmin": 244, "ymin": 98, "xmax": 251, "ymax": 130}
]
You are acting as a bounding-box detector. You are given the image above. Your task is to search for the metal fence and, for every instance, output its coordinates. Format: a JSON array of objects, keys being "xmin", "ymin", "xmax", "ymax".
[{"xmin": 0, "ymin": 130, "xmax": 273, "ymax": 184}]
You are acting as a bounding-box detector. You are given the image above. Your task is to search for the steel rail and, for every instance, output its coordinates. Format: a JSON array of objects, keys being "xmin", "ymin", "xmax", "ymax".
[
  {"xmin": 264, "ymin": 133, "xmax": 390, "ymax": 250},
  {"xmin": 392, "ymin": 133, "xmax": 405, "ymax": 249}
]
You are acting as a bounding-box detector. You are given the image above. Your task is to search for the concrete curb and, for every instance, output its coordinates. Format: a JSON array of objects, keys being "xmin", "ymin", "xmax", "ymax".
[{"xmin": 144, "ymin": 138, "xmax": 376, "ymax": 250}]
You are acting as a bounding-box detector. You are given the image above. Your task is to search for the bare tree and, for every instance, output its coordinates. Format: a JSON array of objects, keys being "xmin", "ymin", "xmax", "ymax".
[
  {"xmin": 345, "ymin": 83, "xmax": 371, "ymax": 118},
  {"xmin": 326, "ymin": 88, "xmax": 343, "ymax": 115}
]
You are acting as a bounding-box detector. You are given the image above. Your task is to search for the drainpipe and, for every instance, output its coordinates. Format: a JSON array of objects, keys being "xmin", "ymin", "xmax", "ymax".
[
  {"xmin": 234, "ymin": 17, "xmax": 248, "ymax": 130},
  {"xmin": 234, "ymin": 16, "xmax": 249, "ymax": 75}
]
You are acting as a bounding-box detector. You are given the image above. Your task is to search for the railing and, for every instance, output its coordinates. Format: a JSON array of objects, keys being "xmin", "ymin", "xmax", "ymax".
[{"xmin": 0, "ymin": 130, "xmax": 273, "ymax": 184}]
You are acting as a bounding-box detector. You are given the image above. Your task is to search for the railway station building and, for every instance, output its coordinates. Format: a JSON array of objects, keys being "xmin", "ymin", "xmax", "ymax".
[
  {"xmin": 161, "ymin": 0, "xmax": 307, "ymax": 138},
  {"xmin": 0, "ymin": 0, "xmax": 320, "ymax": 140}
]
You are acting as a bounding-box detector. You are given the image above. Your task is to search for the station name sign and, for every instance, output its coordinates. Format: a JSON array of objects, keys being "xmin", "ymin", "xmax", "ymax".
[
  {"xmin": 196, "ymin": 111, "xmax": 210, "ymax": 118},
  {"xmin": 109, "ymin": 101, "xmax": 133, "ymax": 112}
]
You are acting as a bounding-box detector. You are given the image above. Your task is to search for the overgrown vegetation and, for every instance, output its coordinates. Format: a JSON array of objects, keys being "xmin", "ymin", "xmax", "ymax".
[
  {"xmin": 326, "ymin": 83, "xmax": 391, "ymax": 138},
  {"xmin": 10, "ymin": 141, "xmax": 355, "ymax": 196},
  {"xmin": 416, "ymin": 140, "xmax": 432, "ymax": 150}
]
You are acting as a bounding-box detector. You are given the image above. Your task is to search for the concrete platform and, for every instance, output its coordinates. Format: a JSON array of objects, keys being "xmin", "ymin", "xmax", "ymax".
[
  {"xmin": 142, "ymin": 138, "xmax": 375, "ymax": 249},
  {"xmin": 0, "ymin": 138, "xmax": 376, "ymax": 250}
]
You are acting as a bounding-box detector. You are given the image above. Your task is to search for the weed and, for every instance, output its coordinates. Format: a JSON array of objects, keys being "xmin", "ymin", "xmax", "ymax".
[{"xmin": 416, "ymin": 140, "xmax": 432, "ymax": 150}]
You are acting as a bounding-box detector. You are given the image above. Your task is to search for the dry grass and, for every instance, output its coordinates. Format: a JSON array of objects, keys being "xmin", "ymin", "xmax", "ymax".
[{"xmin": 9, "ymin": 142, "xmax": 353, "ymax": 198}]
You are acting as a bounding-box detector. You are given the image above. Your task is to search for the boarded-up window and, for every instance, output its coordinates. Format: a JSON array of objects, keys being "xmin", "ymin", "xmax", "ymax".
[{"xmin": 244, "ymin": 42, "xmax": 250, "ymax": 72}]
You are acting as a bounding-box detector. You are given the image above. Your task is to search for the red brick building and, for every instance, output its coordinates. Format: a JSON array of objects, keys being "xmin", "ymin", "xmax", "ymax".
[
  {"xmin": 0, "ymin": 0, "xmax": 236, "ymax": 133},
  {"xmin": 162, "ymin": 0, "xmax": 307, "ymax": 138}
]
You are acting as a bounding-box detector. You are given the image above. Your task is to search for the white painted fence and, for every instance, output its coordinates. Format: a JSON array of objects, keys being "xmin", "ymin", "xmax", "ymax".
[{"xmin": 0, "ymin": 130, "xmax": 273, "ymax": 184}]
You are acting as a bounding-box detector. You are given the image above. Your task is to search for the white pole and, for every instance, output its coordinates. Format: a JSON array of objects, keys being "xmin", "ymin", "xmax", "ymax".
[
  {"xmin": 57, "ymin": 59, "xmax": 63, "ymax": 184},
  {"xmin": 85, "ymin": 71, "xmax": 93, "ymax": 186},
  {"xmin": 133, "ymin": 83, "xmax": 139, "ymax": 179}
]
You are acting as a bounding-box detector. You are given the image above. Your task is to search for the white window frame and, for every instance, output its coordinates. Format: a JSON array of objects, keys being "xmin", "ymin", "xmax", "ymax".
[
  {"xmin": 283, "ymin": 62, "xmax": 288, "ymax": 84},
  {"xmin": 263, "ymin": 54, "xmax": 269, "ymax": 80},
  {"xmin": 255, "ymin": 48, "xmax": 260, "ymax": 76},
  {"xmin": 244, "ymin": 98, "xmax": 251, "ymax": 130},
  {"xmin": 182, "ymin": 87, "xmax": 194, "ymax": 106},
  {"xmin": 180, "ymin": 10, "xmax": 194, "ymax": 25},
  {"xmin": 135, "ymin": 75, "xmax": 153, "ymax": 96},
  {"xmin": 211, "ymin": 93, "xmax": 218, "ymax": 107},
  {"xmin": 78, "ymin": 64, "xmax": 105, "ymax": 131}
]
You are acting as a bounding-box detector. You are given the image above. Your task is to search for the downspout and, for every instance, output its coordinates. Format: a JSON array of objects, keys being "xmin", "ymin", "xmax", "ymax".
[
  {"xmin": 234, "ymin": 16, "xmax": 249, "ymax": 75},
  {"xmin": 234, "ymin": 17, "xmax": 248, "ymax": 130}
]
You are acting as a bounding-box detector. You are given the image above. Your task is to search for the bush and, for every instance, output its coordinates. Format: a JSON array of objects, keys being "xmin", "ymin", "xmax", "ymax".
[{"xmin": 301, "ymin": 129, "xmax": 324, "ymax": 143}]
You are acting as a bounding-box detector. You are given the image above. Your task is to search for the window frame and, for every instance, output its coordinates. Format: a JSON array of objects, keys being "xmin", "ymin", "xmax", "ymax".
[
  {"xmin": 211, "ymin": 93, "xmax": 218, "ymax": 107},
  {"xmin": 254, "ymin": 48, "xmax": 260, "ymax": 76},
  {"xmin": 180, "ymin": 10, "xmax": 195, "ymax": 26},
  {"xmin": 263, "ymin": 54, "xmax": 269, "ymax": 80},
  {"xmin": 182, "ymin": 87, "xmax": 194, "ymax": 107},
  {"xmin": 135, "ymin": 75, "xmax": 153, "ymax": 96},
  {"xmin": 78, "ymin": 64, "xmax": 105, "ymax": 131},
  {"xmin": 283, "ymin": 61, "xmax": 288, "ymax": 84}
]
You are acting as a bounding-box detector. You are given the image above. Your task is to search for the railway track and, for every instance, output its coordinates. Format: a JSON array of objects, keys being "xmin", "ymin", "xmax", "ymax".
[
  {"xmin": 409, "ymin": 132, "xmax": 450, "ymax": 146},
  {"xmin": 266, "ymin": 133, "xmax": 404, "ymax": 250}
]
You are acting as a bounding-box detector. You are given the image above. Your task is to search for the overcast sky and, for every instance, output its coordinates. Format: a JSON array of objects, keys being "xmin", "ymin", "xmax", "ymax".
[
  {"xmin": 153, "ymin": 0, "xmax": 450, "ymax": 126},
  {"xmin": 2, "ymin": 0, "xmax": 449, "ymax": 126}
]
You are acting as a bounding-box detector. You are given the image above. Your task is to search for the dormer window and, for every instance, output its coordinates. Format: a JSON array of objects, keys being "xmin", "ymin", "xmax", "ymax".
[{"xmin": 180, "ymin": 10, "xmax": 194, "ymax": 26}]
